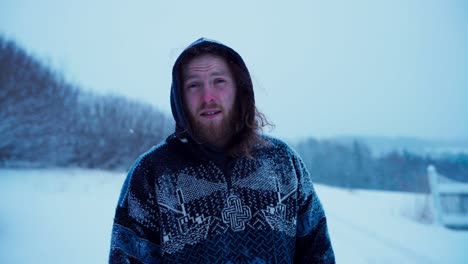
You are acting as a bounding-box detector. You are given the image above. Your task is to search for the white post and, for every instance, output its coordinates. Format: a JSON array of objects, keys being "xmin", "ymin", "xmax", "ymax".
[{"xmin": 428, "ymin": 165, "xmax": 443, "ymax": 225}]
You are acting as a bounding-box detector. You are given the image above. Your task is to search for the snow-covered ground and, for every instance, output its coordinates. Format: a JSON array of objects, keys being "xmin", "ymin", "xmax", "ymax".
[{"xmin": 0, "ymin": 169, "xmax": 467, "ymax": 263}]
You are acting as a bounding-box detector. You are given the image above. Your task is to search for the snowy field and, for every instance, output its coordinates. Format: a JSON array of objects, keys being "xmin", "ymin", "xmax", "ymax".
[{"xmin": 0, "ymin": 169, "xmax": 467, "ymax": 264}]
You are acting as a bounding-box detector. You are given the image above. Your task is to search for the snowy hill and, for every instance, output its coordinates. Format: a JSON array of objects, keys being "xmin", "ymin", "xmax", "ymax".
[{"xmin": 0, "ymin": 169, "xmax": 467, "ymax": 263}]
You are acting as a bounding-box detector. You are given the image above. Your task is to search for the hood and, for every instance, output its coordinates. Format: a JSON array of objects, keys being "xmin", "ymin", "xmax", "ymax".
[{"xmin": 170, "ymin": 38, "xmax": 255, "ymax": 140}]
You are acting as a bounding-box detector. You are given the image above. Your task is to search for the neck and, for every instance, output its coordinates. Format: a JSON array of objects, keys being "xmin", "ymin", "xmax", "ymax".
[{"xmin": 190, "ymin": 130, "xmax": 234, "ymax": 151}]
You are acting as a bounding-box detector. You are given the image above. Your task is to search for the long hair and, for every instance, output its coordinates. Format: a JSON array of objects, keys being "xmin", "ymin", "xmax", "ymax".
[{"xmin": 226, "ymin": 59, "xmax": 273, "ymax": 157}]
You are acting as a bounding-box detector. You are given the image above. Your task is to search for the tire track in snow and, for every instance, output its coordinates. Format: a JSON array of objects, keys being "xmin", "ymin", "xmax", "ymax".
[{"xmin": 327, "ymin": 210, "xmax": 438, "ymax": 264}]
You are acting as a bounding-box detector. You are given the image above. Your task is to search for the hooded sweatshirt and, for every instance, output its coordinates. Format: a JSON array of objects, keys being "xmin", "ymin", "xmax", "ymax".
[{"xmin": 109, "ymin": 38, "xmax": 335, "ymax": 263}]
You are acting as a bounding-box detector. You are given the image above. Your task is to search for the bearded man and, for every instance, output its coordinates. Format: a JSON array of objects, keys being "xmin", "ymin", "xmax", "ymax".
[{"xmin": 109, "ymin": 38, "xmax": 335, "ymax": 263}]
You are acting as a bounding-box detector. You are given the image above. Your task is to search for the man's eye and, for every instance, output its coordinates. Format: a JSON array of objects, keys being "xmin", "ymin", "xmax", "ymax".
[
  {"xmin": 215, "ymin": 79, "xmax": 226, "ymax": 84},
  {"xmin": 186, "ymin": 83, "xmax": 199, "ymax": 89}
]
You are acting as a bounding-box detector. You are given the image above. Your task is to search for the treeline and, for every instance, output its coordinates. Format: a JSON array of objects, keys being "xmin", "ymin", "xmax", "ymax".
[
  {"xmin": 0, "ymin": 36, "xmax": 173, "ymax": 170},
  {"xmin": 295, "ymin": 138, "xmax": 468, "ymax": 193}
]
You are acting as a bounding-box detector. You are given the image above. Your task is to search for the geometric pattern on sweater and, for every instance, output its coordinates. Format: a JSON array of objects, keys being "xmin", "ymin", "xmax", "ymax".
[
  {"xmin": 157, "ymin": 172, "xmax": 227, "ymax": 211},
  {"xmin": 160, "ymin": 228, "xmax": 296, "ymax": 264},
  {"xmin": 156, "ymin": 165, "xmax": 298, "ymax": 254},
  {"xmin": 234, "ymin": 160, "xmax": 297, "ymax": 197},
  {"xmin": 149, "ymin": 139, "xmax": 308, "ymax": 257}
]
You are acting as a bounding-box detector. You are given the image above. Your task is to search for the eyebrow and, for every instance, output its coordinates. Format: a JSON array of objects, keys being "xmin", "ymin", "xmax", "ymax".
[{"xmin": 183, "ymin": 70, "xmax": 228, "ymax": 82}]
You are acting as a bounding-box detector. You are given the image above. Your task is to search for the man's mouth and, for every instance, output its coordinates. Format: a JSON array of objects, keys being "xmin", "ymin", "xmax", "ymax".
[{"xmin": 200, "ymin": 110, "xmax": 222, "ymax": 118}]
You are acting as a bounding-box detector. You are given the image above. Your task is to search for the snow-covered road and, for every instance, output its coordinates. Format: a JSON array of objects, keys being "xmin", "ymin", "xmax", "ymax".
[{"xmin": 317, "ymin": 185, "xmax": 468, "ymax": 263}]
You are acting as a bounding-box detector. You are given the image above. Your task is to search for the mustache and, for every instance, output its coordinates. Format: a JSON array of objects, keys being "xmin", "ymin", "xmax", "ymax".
[{"xmin": 197, "ymin": 102, "xmax": 224, "ymax": 112}]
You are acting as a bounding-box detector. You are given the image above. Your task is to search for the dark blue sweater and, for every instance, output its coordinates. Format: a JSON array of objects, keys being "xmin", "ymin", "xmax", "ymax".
[{"xmin": 110, "ymin": 134, "xmax": 335, "ymax": 263}]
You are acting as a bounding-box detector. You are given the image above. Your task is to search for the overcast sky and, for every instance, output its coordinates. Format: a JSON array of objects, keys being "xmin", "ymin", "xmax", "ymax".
[{"xmin": 1, "ymin": 0, "xmax": 467, "ymax": 141}]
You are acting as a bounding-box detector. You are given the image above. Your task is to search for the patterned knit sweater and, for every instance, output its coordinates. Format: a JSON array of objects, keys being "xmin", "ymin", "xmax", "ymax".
[{"xmin": 109, "ymin": 134, "xmax": 335, "ymax": 263}]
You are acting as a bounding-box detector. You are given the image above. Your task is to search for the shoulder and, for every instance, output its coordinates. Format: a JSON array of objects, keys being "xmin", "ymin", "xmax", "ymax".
[
  {"xmin": 128, "ymin": 134, "xmax": 184, "ymax": 178},
  {"xmin": 133, "ymin": 140, "xmax": 169, "ymax": 168},
  {"xmin": 117, "ymin": 135, "xmax": 183, "ymax": 206},
  {"xmin": 258, "ymin": 134, "xmax": 299, "ymax": 158},
  {"xmin": 256, "ymin": 134, "xmax": 310, "ymax": 172}
]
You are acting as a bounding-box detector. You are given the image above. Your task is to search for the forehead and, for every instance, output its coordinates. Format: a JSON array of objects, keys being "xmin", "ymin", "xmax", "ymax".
[{"xmin": 182, "ymin": 55, "xmax": 232, "ymax": 78}]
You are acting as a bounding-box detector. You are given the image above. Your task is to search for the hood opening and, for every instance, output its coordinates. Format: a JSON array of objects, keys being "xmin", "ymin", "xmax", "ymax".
[{"xmin": 170, "ymin": 38, "xmax": 255, "ymax": 142}]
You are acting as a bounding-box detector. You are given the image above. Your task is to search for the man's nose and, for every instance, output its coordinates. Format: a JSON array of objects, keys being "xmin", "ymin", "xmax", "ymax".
[{"xmin": 201, "ymin": 85, "xmax": 216, "ymax": 103}]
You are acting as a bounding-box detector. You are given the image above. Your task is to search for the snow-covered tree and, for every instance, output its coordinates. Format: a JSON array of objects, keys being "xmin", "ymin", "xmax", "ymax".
[{"xmin": 0, "ymin": 36, "xmax": 173, "ymax": 170}]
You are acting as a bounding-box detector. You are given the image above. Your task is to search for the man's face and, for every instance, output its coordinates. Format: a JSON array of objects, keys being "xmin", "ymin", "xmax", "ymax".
[{"xmin": 182, "ymin": 54, "xmax": 237, "ymax": 148}]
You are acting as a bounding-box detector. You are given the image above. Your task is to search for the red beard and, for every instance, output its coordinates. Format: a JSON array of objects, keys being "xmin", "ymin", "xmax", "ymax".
[{"xmin": 188, "ymin": 102, "xmax": 236, "ymax": 148}]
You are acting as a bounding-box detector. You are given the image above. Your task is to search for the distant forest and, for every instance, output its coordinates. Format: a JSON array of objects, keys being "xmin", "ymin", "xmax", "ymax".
[
  {"xmin": 295, "ymin": 139, "xmax": 468, "ymax": 193},
  {"xmin": 1, "ymin": 36, "xmax": 467, "ymax": 192}
]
